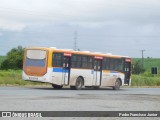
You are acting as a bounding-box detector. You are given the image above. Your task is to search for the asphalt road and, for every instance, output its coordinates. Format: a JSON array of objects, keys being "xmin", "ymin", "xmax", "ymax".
[{"xmin": 0, "ymin": 86, "xmax": 160, "ymax": 112}]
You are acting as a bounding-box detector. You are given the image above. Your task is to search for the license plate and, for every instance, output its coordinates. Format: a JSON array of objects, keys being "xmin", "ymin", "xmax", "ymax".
[{"xmin": 29, "ymin": 77, "xmax": 38, "ymax": 80}]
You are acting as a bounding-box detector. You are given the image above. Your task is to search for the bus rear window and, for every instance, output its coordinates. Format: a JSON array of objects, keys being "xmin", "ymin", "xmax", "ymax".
[
  {"xmin": 26, "ymin": 50, "xmax": 46, "ymax": 67},
  {"xmin": 27, "ymin": 50, "xmax": 46, "ymax": 59}
]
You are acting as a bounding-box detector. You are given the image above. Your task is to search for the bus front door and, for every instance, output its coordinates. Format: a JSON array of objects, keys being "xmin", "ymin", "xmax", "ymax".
[
  {"xmin": 124, "ymin": 62, "xmax": 131, "ymax": 85},
  {"xmin": 93, "ymin": 60, "xmax": 102, "ymax": 86},
  {"xmin": 62, "ymin": 57, "xmax": 71, "ymax": 85}
]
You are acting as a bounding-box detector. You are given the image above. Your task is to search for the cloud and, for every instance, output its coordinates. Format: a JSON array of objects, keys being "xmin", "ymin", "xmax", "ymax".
[
  {"xmin": 0, "ymin": 0, "xmax": 160, "ymax": 29},
  {"xmin": 0, "ymin": 0, "xmax": 160, "ymax": 57},
  {"xmin": 0, "ymin": 19, "xmax": 26, "ymax": 31}
]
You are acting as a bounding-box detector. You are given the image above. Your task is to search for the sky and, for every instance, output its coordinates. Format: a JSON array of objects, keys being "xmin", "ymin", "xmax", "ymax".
[{"xmin": 0, "ymin": 0, "xmax": 160, "ymax": 58}]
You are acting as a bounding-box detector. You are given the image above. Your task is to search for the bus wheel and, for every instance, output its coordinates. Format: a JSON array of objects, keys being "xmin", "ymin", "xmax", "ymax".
[
  {"xmin": 71, "ymin": 77, "xmax": 83, "ymax": 90},
  {"xmin": 52, "ymin": 84, "xmax": 63, "ymax": 89},
  {"xmin": 113, "ymin": 79, "xmax": 121, "ymax": 90}
]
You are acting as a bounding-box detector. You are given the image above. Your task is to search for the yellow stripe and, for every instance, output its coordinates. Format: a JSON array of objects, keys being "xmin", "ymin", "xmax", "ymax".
[{"xmin": 103, "ymin": 70, "xmax": 125, "ymax": 74}]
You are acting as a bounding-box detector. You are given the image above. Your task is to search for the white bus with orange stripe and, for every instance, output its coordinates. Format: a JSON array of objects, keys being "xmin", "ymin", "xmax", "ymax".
[{"xmin": 22, "ymin": 47, "xmax": 132, "ymax": 90}]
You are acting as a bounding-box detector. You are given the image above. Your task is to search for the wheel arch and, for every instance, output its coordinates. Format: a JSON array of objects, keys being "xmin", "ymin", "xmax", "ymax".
[
  {"xmin": 69, "ymin": 75, "xmax": 84, "ymax": 86},
  {"xmin": 117, "ymin": 78, "xmax": 122, "ymax": 86}
]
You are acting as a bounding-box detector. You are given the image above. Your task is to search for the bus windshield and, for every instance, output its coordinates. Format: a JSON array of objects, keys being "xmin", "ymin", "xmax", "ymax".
[{"xmin": 26, "ymin": 50, "xmax": 46, "ymax": 67}]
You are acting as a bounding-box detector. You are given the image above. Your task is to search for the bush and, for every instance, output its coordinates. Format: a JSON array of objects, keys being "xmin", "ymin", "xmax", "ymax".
[
  {"xmin": 0, "ymin": 46, "xmax": 24, "ymax": 70},
  {"xmin": 132, "ymin": 60, "xmax": 145, "ymax": 74}
]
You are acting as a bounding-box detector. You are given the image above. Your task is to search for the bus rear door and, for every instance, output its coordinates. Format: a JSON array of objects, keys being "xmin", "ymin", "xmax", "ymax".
[{"xmin": 124, "ymin": 58, "xmax": 131, "ymax": 85}]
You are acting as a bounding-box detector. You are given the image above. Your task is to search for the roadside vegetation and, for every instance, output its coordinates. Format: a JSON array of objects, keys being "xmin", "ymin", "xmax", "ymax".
[
  {"xmin": 131, "ymin": 73, "xmax": 160, "ymax": 87},
  {"xmin": 0, "ymin": 46, "xmax": 160, "ymax": 87},
  {"xmin": 131, "ymin": 58, "xmax": 160, "ymax": 87},
  {"xmin": 0, "ymin": 70, "xmax": 50, "ymax": 86},
  {"xmin": 0, "ymin": 46, "xmax": 23, "ymax": 70},
  {"xmin": 0, "ymin": 56, "xmax": 6, "ymax": 64}
]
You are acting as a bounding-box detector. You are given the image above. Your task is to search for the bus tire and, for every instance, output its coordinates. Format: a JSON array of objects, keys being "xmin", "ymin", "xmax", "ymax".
[
  {"xmin": 70, "ymin": 77, "xmax": 83, "ymax": 90},
  {"xmin": 112, "ymin": 79, "xmax": 121, "ymax": 90},
  {"xmin": 52, "ymin": 84, "xmax": 63, "ymax": 89}
]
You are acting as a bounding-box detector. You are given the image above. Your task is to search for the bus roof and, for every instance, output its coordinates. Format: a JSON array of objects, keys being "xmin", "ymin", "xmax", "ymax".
[{"xmin": 25, "ymin": 47, "xmax": 130, "ymax": 59}]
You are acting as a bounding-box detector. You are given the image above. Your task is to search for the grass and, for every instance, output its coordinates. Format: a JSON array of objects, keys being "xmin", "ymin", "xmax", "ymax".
[
  {"xmin": 131, "ymin": 74, "xmax": 160, "ymax": 87},
  {"xmin": 0, "ymin": 70, "xmax": 50, "ymax": 86}
]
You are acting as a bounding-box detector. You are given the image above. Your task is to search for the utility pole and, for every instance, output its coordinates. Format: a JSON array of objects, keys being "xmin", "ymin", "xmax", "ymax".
[
  {"xmin": 74, "ymin": 31, "xmax": 77, "ymax": 51},
  {"xmin": 140, "ymin": 50, "xmax": 145, "ymax": 69}
]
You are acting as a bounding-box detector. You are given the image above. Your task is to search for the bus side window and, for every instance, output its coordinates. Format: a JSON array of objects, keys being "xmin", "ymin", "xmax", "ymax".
[
  {"xmin": 52, "ymin": 53, "xmax": 63, "ymax": 67},
  {"xmin": 82, "ymin": 56, "xmax": 88, "ymax": 68},
  {"xmin": 82, "ymin": 56, "xmax": 93, "ymax": 69},
  {"xmin": 71, "ymin": 55, "xmax": 82, "ymax": 68},
  {"xmin": 88, "ymin": 57, "xmax": 93, "ymax": 69}
]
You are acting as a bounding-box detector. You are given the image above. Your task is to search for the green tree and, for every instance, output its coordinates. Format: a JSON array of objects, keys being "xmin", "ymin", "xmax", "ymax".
[
  {"xmin": 0, "ymin": 46, "xmax": 24, "ymax": 70},
  {"xmin": 132, "ymin": 60, "xmax": 145, "ymax": 74}
]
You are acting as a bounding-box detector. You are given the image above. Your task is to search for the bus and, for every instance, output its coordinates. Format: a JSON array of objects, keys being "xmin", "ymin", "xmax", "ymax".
[{"xmin": 22, "ymin": 47, "xmax": 132, "ymax": 90}]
